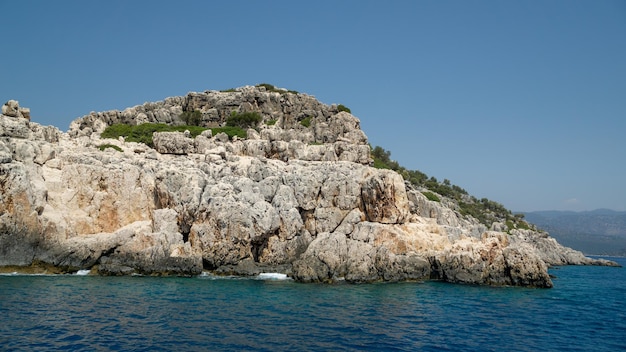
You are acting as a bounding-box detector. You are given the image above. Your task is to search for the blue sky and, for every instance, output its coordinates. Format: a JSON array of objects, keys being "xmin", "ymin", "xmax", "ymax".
[{"xmin": 2, "ymin": 1, "xmax": 625, "ymax": 212}]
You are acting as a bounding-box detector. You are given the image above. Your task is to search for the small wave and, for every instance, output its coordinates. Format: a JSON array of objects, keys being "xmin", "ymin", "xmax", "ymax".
[
  {"xmin": 197, "ymin": 272, "xmax": 242, "ymax": 280},
  {"xmin": 0, "ymin": 272, "xmax": 56, "ymax": 276},
  {"xmin": 257, "ymin": 273, "xmax": 289, "ymax": 280},
  {"xmin": 75, "ymin": 270, "xmax": 91, "ymax": 276},
  {"xmin": 0, "ymin": 272, "xmax": 20, "ymax": 276},
  {"xmin": 198, "ymin": 272, "xmax": 291, "ymax": 280}
]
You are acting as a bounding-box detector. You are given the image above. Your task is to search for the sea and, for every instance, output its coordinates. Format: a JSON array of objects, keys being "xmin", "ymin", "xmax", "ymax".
[{"xmin": 1, "ymin": 257, "xmax": 624, "ymax": 352}]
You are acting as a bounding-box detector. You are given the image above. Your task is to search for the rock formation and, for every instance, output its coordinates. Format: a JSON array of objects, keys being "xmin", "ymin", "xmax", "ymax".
[{"xmin": 0, "ymin": 92, "xmax": 618, "ymax": 287}]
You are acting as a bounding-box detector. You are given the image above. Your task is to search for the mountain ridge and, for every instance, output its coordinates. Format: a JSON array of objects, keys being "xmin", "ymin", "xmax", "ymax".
[
  {"xmin": 523, "ymin": 209, "xmax": 626, "ymax": 256},
  {"xmin": 523, "ymin": 209, "xmax": 625, "ymax": 216}
]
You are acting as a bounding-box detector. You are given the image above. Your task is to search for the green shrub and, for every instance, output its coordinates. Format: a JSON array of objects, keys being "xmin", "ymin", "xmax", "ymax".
[
  {"xmin": 180, "ymin": 110, "xmax": 202, "ymax": 126},
  {"xmin": 506, "ymin": 216, "xmax": 531, "ymax": 231},
  {"xmin": 97, "ymin": 144, "xmax": 122, "ymax": 152},
  {"xmin": 459, "ymin": 201, "xmax": 489, "ymax": 225},
  {"xmin": 423, "ymin": 191, "xmax": 440, "ymax": 202},
  {"xmin": 300, "ymin": 117, "xmax": 311, "ymax": 128},
  {"xmin": 211, "ymin": 126, "xmax": 247, "ymax": 139},
  {"xmin": 369, "ymin": 144, "xmax": 522, "ymax": 227},
  {"xmin": 226, "ymin": 111, "xmax": 261, "ymax": 129},
  {"xmin": 337, "ymin": 104, "xmax": 351, "ymax": 113},
  {"xmin": 257, "ymin": 83, "xmax": 277, "ymax": 91},
  {"xmin": 265, "ymin": 119, "xmax": 277, "ymax": 126},
  {"xmin": 100, "ymin": 124, "xmax": 133, "ymax": 139},
  {"xmin": 256, "ymin": 83, "xmax": 299, "ymax": 94},
  {"xmin": 506, "ymin": 220, "xmax": 515, "ymax": 232},
  {"xmin": 372, "ymin": 158, "xmax": 391, "ymax": 169},
  {"xmin": 100, "ymin": 123, "xmax": 208, "ymax": 147},
  {"xmin": 371, "ymin": 145, "xmax": 399, "ymax": 170}
]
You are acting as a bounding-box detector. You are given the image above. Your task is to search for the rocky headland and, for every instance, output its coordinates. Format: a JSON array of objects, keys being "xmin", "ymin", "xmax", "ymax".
[{"xmin": 0, "ymin": 86, "xmax": 619, "ymax": 287}]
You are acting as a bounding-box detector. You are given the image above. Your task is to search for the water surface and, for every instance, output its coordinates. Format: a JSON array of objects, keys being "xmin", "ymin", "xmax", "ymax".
[{"xmin": 1, "ymin": 258, "xmax": 624, "ymax": 351}]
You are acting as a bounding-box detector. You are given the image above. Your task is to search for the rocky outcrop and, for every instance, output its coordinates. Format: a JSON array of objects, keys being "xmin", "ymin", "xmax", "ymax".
[
  {"xmin": 68, "ymin": 86, "xmax": 363, "ymax": 144},
  {"xmin": 0, "ymin": 92, "xmax": 618, "ymax": 286},
  {"xmin": 2, "ymin": 100, "xmax": 30, "ymax": 121},
  {"xmin": 152, "ymin": 127, "xmax": 371, "ymax": 164}
]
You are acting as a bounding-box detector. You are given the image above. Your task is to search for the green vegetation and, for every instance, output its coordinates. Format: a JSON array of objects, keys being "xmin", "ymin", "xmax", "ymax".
[
  {"xmin": 422, "ymin": 191, "xmax": 441, "ymax": 202},
  {"xmin": 337, "ymin": 104, "xmax": 351, "ymax": 113},
  {"xmin": 100, "ymin": 123, "xmax": 162, "ymax": 146},
  {"xmin": 211, "ymin": 126, "xmax": 247, "ymax": 139},
  {"xmin": 100, "ymin": 123, "xmax": 246, "ymax": 147},
  {"xmin": 370, "ymin": 145, "xmax": 534, "ymax": 229},
  {"xmin": 300, "ymin": 117, "xmax": 312, "ymax": 128},
  {"xmin": 97, "ymin": 144, "xmax": 123, "ymax": 152},
  {"xmin": 101, "ymin": 122, "xmax": 248, "ymax": 146},
  {"xmin": 506, "ymin": 214, "xmax": 531, "ymax": 233},
  {"xmin": 102, "ymin": 109, "xmax": 260, "ymax": 147},
  {"xmin": 256, "ymin": 83, "xmax": 299, "ymax": 95},
  {"xmin": 226, "ymin": 111, "xmax": 261, "ymax": 129},
  {"xmin": 220, "ymin": 88, "xmax": 237, "ymax": 92},
  {"xmin": 265, "ymin": 119, "xmax": 277, "ymax": 126},
  {"xmin": 180, "ymin": 110, "xmax": 202, "ymax": 126},
  {"xmin": 371, "ymin": 146, "xmax": 401, "ymax": 170}
]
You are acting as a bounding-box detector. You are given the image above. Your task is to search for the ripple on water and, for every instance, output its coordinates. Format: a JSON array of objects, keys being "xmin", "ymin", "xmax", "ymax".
[{"xmin": 0, "ymin": 260, "xmax": 625, "ymax": 351}]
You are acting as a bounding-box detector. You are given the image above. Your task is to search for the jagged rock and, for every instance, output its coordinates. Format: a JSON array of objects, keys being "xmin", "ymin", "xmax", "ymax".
[
  {"xmin": 0, "ymin": 87, "xmax": 617, "ymax": 286},
  {"xmin": 433, "ymin": 232, "xmax": 553, "ymax": 287},
  {"xmin": 408, "ymin": 189, "xmax": 460, "ymax": 227},
  {"xmin": 2, "ymin": 100, "xmax": 19, "ymax": 116},
  {"xmin": 1, "ymin": 100, "xmax": 29, "ymax": 120},
  {"xmin": 0, "ymin": 113, "xmax": 31, "ymax": 138},
  {"xmin": 214, "ymin": 132, "xmax": 229, "ymax": 143},
  {"xmin": 361, "ymin": 170, "xmax": 409, "ymax": 224},
  {"xmin": 508, "ymin": 229, "xmax": 619, "ymax": 266},
  {"xmin": 153, "ymin": 131, "xmax": 195, "ymax": 154},
  {"xmin": 0, "ymin": 162, "xmax": 45, "ymax": 266}
]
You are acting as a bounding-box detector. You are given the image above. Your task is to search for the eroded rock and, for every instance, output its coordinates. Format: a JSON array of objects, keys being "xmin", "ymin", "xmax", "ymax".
[{"xmin": 0, "ymin": 90, "xmax": 615, "ymax": 286}]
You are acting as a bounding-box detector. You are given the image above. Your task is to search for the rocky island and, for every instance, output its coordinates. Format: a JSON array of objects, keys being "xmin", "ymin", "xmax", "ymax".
[{"xmin": 0, "ymin": 85, "xmax": 618, "ymax": 287}]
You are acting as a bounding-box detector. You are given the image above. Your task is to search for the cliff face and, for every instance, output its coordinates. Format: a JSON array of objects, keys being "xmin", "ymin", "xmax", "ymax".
[{"xmin": 0, "ymin": 89, "xmax": 617, "ymax": 286}]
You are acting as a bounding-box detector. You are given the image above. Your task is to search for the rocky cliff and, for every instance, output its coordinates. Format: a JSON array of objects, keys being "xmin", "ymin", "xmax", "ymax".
[{"xmin": 0, "ymin": 87, "xmax": 618, "ymax": 287}]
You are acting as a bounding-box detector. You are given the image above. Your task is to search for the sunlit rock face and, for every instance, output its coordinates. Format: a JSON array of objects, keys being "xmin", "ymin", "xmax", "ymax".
[{"xmin": 0, "ymin": 92, "xmax": 615, "ymax": 286}]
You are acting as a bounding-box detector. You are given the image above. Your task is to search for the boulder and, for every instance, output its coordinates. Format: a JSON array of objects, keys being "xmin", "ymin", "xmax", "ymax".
[
  {"xmin": 2, "ymin": 100, "xmax": 20, "ymax": 117},
  {"xmin": 153, "ymin": 131, "xmax": 195, "ymax": 154},
  {"xmin": 433, "ymin": 233, "xmax": 553, "ymax": 287},
  {"xmin": 361, "ymin": 170, "xmax": 410, "ymax": 224}
]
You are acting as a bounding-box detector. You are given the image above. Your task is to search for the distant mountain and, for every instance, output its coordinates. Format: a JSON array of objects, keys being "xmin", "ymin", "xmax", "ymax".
[{"xmin": 523, "ymin": 210, "xmax": 626, "ymax": 256}]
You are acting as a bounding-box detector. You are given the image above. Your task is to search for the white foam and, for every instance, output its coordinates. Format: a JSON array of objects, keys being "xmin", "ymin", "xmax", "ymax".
[
  {"xmin": 0, "ymin": 272, "xmax": 53, "ymax": 276},
  {"xmin": 75, "ymin": 269, "xmax": 91, "ymax": 276},
  {"xmin": 257, "ymin": 273, "xmax": 289, "ymax": 280},
  {"xmin": 198, "ymin": 272, "xmax": 240, "ymax": 280}
]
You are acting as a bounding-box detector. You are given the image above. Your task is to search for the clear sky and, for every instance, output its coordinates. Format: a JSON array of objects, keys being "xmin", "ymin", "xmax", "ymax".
[{"xmin": 2, "ymin": 1, "xmax": 625, "ymax": 212}]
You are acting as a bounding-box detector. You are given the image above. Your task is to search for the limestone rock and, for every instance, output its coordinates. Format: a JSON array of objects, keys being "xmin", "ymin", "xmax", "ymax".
[
  {"xmin": 361, "ymin": 170, "xmax": 409, "ymax": 224},
  {"xmin": 1, "ymin": 100, "xmax": 31, "ymax": 121},
  {"xmin": 508, "ymin": 229, "xmax": 619, "ymax": 266},
  {"xmin": 1, "ymin": 87, "xmax": 616, "ymax": 287},
  {"xmin": 0, "ymin": 113, "xmax": 31, "ymax": 138},
  {"xmin": 433, "ymin": 233, "xmax": 553, "ymax": 287},
  {"xmin": 153, "ymin": 131, "xmax": 195, "ymax": 154}
]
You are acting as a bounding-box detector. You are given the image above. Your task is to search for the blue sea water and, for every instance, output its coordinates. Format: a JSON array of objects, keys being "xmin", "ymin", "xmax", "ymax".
[{"xmin": 1, "ymin": 258, "xmax": 624, "ymax": 352}]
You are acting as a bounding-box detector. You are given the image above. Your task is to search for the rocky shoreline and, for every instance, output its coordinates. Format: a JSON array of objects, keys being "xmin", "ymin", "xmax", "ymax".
[{"xmin": 0, "ymin": 87, "xmax": 619, "ymax": 287}]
